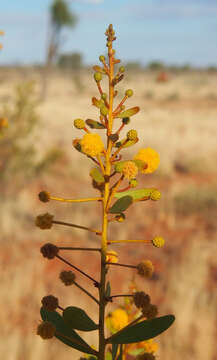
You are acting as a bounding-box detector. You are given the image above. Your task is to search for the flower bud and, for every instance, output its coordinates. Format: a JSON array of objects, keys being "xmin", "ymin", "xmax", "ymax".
[
  {"xmin": 133, "ymin": 291, "xmax": 150, "ymax": 309},
  {"xmin": 138, "ymin": 353, "xmax": 156, "ymax": 360},
  {"xmin": 108, "ymin": 133, "xmax": 119, "ymax": 143},
  {"xmin": 37, "ymin": 321, "xmax": 56, "ymax": 339},
  {"xmin": 35, "ymin": 213, "xmax": 53, "ymax": 230},
  {"xmin": 152, "ymin": 236, "xmax": 165, "ymax": 248},
  {"xmin": 125, "ymin": 89, "xmax": 133, "ymax": 97},
  {"xmin": 137, "ymin": 260, "xmax": 154, "ymax": 278},
  {"xmin": 41, "ymin": 295, "xmax": 59, "ymax": 311},
  {"xmin": 101, "ymin": 93, "xmax": 107, "ymax": 100},
  {"xmin": 122, "ymin": 117, "xmax": 130, "ymax": 125},
  {"xmin": 59, "ymin": 270, "xmax": 76, "ymax": 286},
  {"xmin": 40, "ymin": 243, "xmax": 59, "ymax": 259},
  {"xmin": 99, "ymin": 55, "xmax": 105, "ymax": 62},
  {"xmin": 38, "ymin": 191, "xmax": 50, "ymax": 203},
  {"xmin": 150, "ymin": 189, "xmax": 161, "ymax": 201},
  {"xmin": 94, "ymin": 72, "xmax": 102, "ymax": 82},
  {"xmin": 119, "ymin": 66, "xmax": 125, "ymax": 73},
  {"xmin": 74, "ymin": 118, "xmax": 85, "ymax": 129},
  {"xmin": 127, "ymin": 129, "xmax": 138, "ymax": 141},
  {"xmin": 142, "ymin": 304, "xmax": 158, "ymax": 319}
]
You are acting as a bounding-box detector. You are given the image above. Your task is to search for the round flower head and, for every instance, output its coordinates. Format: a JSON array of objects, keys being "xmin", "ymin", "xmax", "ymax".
[
  {"xmin": 122, "ymin": 161, "xmax": 138, "ymax": 180},
  {"xmin": 35, "ymin": 213, "xmax": 53, "ymax": 230},
  {"xmin": 134, "ymin": 148, "xmax": 160, "ymax": 174},
  {"xmin": 142, "ymin": 339, "xmax": 158, "ymax": 354},
  {"xmin": 107, "ymin": 308, "xmax": 128, "ymax": 331},
  {"xmin": 41, "ymin": 295, "xmax": 59, "ymax": 311},
  {"xmin": 80, "ymin": 133, "xmax": 104, "ymax": 157},
  {"xmin": 37, "ymin": 321, "xmax": 56, "ymax": 339},
  {"xmin": 38, "ymin": 191, "xmax": 50, "ymax": 203},
  {"xmin": 59, "ymin": 270, "xmax": 76, "ymax": 286},
  {"xmin": 40, "ymin": 243, "xmax": 59, "ymax": 259},
  {"xmin": 150, "ymin": 189, "xmax": 161, "ymax": 201},
  {"xmin": 142, "ymin": 304, "xmax": 158, "ymax": 319},
  {"xmin": 74, "ymin": 118, "xmax": 85, "ymax": 129},
  {"xmin": 152, "ymin": 236, "xmax": 165, "ymax": 248},
  {"xmin": 133, "ymin": 291, "xmax": 150, "ymax": 309},
  {"xmin": 137, "ymin": 260, "xmax": 154, "ymax": 278},
  {"xmin": 106, "ymin": 250, "xmax": 118, "ymax": 263}
]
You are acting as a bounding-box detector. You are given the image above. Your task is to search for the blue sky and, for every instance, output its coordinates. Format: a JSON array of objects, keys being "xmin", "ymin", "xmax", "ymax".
[{"xmin": 0, "ymin": 0, "xmax": 217, "ymax": 67}]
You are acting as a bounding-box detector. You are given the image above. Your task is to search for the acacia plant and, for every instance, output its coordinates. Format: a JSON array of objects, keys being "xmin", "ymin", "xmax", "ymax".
[{"xmin": 36, "ymin": 24, "xmax": 175, "ymax": 360}]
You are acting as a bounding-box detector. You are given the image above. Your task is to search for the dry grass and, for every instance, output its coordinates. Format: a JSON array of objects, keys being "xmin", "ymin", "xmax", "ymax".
[{"xmin": 0, "ymin": 67, "xmax": 216, "ymax": 360}]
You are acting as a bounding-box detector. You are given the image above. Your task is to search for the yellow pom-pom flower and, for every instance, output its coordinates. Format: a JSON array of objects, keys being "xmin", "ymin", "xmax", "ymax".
[
  {"xmin": 106, "ymin": 308, "xmax": 128, "ymax": 332},
  {"xmin": 80, "ymin": 133, "xmax": 104, "ymax": 157},
  {"xmin": 106, "ymin": 250, "xmax": 118, "ymax": 263},
  {"xmin": 134, "ymin": 148, "xmax": 160, "ymax": 174},
  {"xmin": 122, "ymin": 161, "xmax": 138, "ymax": 180},
  {"xmin": 152, "ymin": 236, "xmax": 165, "ymax": 248}
]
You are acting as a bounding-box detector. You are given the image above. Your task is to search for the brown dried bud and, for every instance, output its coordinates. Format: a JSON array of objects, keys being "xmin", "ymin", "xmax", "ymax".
[
  {"xmin": 37, "ymin": 321, "xmax": 56, "ymax": 339},
  {"xmin": 59, "ymin": 270, "xmax": 76, "ymax": 286},
  {"xmin": 35, "ymin": 213, "xmax": 53, "ymax": 230},
  {"xmin": 133, "ymin": 291, "xmax": 150, "ymax": 309},
  {"xmin": 142, "ymin": 304, "xmax": 158, "ymax": 319},
  {"xmin": 137, "ymin": 260, "xmax": 154, "ymax": 278},
  {"xmin": 41, "ymin": 295, "xmax": 59, "ymax": 311},
  {"xmin": 38, "ymin": 191, "xmax": 50, "ymax": 202},
  {"xmin": 108, "ymin": 133, "xmax": 119, "ymax": 143},
  {"xmin": 40, "ymin": 243, "xmax": 59, "ymax": 259}
]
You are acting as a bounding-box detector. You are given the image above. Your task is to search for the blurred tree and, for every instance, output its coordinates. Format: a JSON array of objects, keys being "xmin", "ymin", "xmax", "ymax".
[
  {"xmin": 41, "ymin": 0, "xmax": 78, "ymax": 100},
  {"xmin": 0, "ymin": 81, "xmax": 62, "ymax": 199},
  {"xmin": 47, "ymin": 0, "xmax": 78, "ymax": 66}
]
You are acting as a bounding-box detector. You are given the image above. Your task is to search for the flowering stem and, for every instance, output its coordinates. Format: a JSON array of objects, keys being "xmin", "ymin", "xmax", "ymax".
[
  {"xmin": 117, "ymin": 185, "xmax": 131, "ymax": 192},
  {"xmin": 55, "ymin": 254, "xmax": 99, "ymax": 286},
  {"xmin": 98, "ymin": 25, "xmax": 115, "ymax": 360},
  {"xmin": 52, "ymin": 220, "xmax": 101, "ymax": 235},
  {"xmin": 50, "ymin": 196, "xmax": 103, "ymax": 203},
  {"xmin": 57, "ymin": 305, "xmax": 64, "ymax": 311}
]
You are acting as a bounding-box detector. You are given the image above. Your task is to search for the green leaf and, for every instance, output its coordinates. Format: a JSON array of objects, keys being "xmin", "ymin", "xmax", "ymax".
[
  {"xmin": 90, "ymin": 168, "xmax": 105, "ymax": 184},
  {"xmin": 105, "ymin": 282, "xmax": 111, "ymax": 298},
  {"xmin": 109, "ymin": 196, "xmax": 133, "ymax": 214},
  {"xmin": 117, "ymin": 107, "xmax": 140, "ymax": 118},
  {"xmin": 86, "ymin": 119, "xmax": 106, "ymax": 129},
  {"xmin": 63, "ymin": 306, "xmax": 98, "ymax": 331},
  {"xmin": 40, "ymin": 307, "xmax": 96, "ymax": 355},
  {"xmin": 108, "ymin": 315, "xmax": 175, "ymax": 344},
  {"xmin": 115, "ymin": 188, "xmax": 156, "ymax": 201},
  {"xmin": 115, "ymin": 138, "xmax": 138, "ymax": 148},
  {"xmin": 112, "ymin": 343, "xmax": 118, "ymax": 360}
]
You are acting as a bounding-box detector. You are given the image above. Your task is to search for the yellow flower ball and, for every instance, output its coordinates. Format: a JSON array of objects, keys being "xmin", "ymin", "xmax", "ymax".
[
  {"xmin": 122, "ymin": 161, "xmax": 138, "ymax": 180},
  {"xmin": 80, "ymin": 133, "xmax": 104, "ymax": 157},
  {"xmin": 134, "ymin": 148, "xmax": 160, "ymax": 174},
  {"xmin": 108, "ymin": 308, "xmax": 128, "ymax": 331},
  {"xmin": 152, "ymin": 236, "xmax": 165, "ymax": 248}
]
